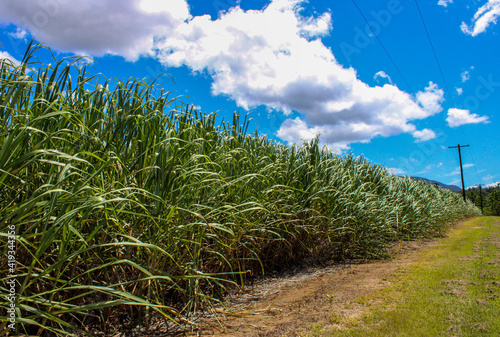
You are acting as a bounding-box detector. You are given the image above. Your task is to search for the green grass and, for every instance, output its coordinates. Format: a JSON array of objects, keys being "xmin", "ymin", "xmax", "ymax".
[
  {"xmin": 0, "ymin": 43, "xmax": 481, "ymax": 336},
  {"xmin": 322, "ymin": 217, "xmax": 500, "ymax": 337}
]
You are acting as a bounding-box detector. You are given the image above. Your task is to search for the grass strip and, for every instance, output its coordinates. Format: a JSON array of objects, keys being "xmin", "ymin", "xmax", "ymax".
[{"xmin": 314, "ymin": 216, "xmax": 500, "ymax": 337}]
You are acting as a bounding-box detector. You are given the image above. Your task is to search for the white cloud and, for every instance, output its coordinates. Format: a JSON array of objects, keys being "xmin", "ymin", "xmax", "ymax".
[
  {"xmin": 438, "ymin": 0, "xmax": 453, "ymax": 7},
  {"xmin": 456, "ymin": 87, "xmax": 463, "ymax": 95},
  {"xmin": 8, "ymin": 28, "xmax": 28, "ymax": 40},
  {"xmin": 412, "ymin": 128, "xmax": 437, "ymax": 142},
  {"xmin": 0, "ymin": 51, "xmax": 21, "ymax": 66},
  {"xmin": 156, "ymin": 2, "xmax": 445, "ymax": 152},
  {"xmin": 460, "ymin": 66, "xmax": 474, "ymax": 83},
  {"xmin": 445, "ymin": 165, "xmax": 473, "ymax": 177},
  {"xmin": 0, "ymin": 0, "xmax": 447, "ymax": 152},
  {"xmin": 388, "ymin": 167, "xmax": 406, "ymax": 175},
  {"xmin": 446, "ymin": 108, "xmax": 490, "ymax": 127},
  {"xmin": 460, "ymin": 70, "xmax": 470, "ymax": 82},
  {"xmin": 416, "ymin": 82, "xmax": 445, "ymax": 116},
  {"xmin": 461, "ymin": 0, "xmax": 500, "ymax": 36},
  {"xmin": 0, "ymin": 0, "xmax": 191, "ymax": 61},
  {"xmin": 374, "ymin": 70, "xmax": 393, "ymax": 84},
  {"xmin": 484, "ymin": 181, "xmax": 500, "ymax": 188},
  {"xmin": 276, "ymin": 117, "xmax": 327, "ymax": 144},
  {"xmin": 298, "ymin": 11, "xmax": 333, "ymax": 38},
  {"xmin": 483, "ymin": 175, "xmax": 498, "ymax": 185}
]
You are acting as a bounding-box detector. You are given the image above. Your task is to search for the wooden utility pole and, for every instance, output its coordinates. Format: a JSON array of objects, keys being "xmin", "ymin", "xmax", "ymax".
[
  {"xmin": 448, "ymin": 144, "xmax": 469, "ymax": 202},
  {"xmin": 478, "ymin": 184, "xmax": 484, "ymax": 214}
]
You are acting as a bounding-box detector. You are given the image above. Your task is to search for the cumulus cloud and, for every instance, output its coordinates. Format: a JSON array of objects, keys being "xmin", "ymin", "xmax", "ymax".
[
  {"xmin": 0, "ymin": 0, "xmax": 447, "ymax": 152},
  {"xmin": 0, "ymin": 51, "xmax": 21, "ymax": 66},
  {"xmin": 446, "ymin": 108, "xmax": 490, "ymax": 127},
  {"xmin": 456, "ymin": 87, "xmax": 463, "ymax": 95},
  {"xmin": 438, "ymin": 0, "xmax": 453, "ymax": 7},
  {"xmin": 485, "ymin": 181, "xmax": 500, "ymax": 188},
  {"xmin": 0, "ymin": 0, "xmax": 191, "ymax": 61},
  {"xmin": 461, "ymin": 0, "xmax": 500, "ymax": 36},
  {"xmin": 374, "ymin": 71, "xmax": 393, "ymax": 84},
  {"xmin": 298, "ymin": 11, "xmax": 333, "ymax": 38},
  {"xmin": 156, "ymin": 1, "xmax": 444, "ymax": 152},
  {"xmin": 412, "ymin": 128, "xmax": 436, "ymax": 142},
  {"xmin": 416, "ymin": 82, "xmax": 445, "ymax": 116},
  {"xmin": 276, "ymin": 117, "xmax": 326, "ymax": 144}
]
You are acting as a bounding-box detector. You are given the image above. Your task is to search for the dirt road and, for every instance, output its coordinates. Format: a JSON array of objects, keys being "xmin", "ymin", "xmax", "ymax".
[{"xmin": 195, "ymin": 232, "xmax": 443, "ymax": 336}]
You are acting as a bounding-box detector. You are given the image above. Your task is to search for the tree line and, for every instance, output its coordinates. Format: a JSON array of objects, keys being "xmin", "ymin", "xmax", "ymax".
[{"xmin": 466, "ymin": 184, "xmax": 500, "ymax": 216}]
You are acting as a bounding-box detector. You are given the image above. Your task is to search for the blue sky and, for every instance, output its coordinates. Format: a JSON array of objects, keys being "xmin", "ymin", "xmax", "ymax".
[{"xmin": 0, "ymin": 0, "xmax": 498, "ymax": 188}]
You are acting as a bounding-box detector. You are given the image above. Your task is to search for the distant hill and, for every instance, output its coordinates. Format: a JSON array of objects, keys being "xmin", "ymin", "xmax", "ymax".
[{"xmin": 411, "ymin": 177, "xmax": 462, "ymax": 192}]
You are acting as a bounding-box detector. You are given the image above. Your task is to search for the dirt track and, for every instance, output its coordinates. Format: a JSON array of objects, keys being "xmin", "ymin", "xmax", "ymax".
[{"xmin": 194, "ymin": 236, "xmax": 442, "ymax": 336}]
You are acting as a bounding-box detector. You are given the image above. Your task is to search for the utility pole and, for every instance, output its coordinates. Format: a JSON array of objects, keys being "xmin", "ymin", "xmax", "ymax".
[
  {"xmin": 478, "ymin": 184, "xmax": 484, "ymax": 214},
  {"xmin": 448, "ymin": 144, "xmax": 469, "ymax": 202}
]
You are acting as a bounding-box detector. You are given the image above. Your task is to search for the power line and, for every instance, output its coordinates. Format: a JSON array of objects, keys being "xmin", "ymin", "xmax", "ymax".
[
  {"xmin": 351, "ymin": 0, "xmax": 483, "ymax": 187},
  {"xmin": 350, "ymin": 0, "xmax": 446, "ymax": 160},
  {"xmin": 413, "ymin": 0, "xmax": 455, "ymax": 107},
  {"xmin": 350, "ymin": 0, "xmax": 449, "ymax": 180},
  {"xmin": 350, "ymin": 0, "xmax": 413, "ymax": 93},
  {"xmin": 414, "ymin": 0, "xmax": 481, "ymax": 186}
]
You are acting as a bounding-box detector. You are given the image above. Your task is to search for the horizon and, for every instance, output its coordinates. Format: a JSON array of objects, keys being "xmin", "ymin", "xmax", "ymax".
[{"xmin": 1, "ymin": 0, "xmax": 498, "ymax": 187}]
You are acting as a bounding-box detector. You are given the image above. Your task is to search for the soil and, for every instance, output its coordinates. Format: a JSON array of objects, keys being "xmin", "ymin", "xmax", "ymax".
[{"xmin": 188, "ymin": 238, "xmax": 441, "ymax": 337}]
